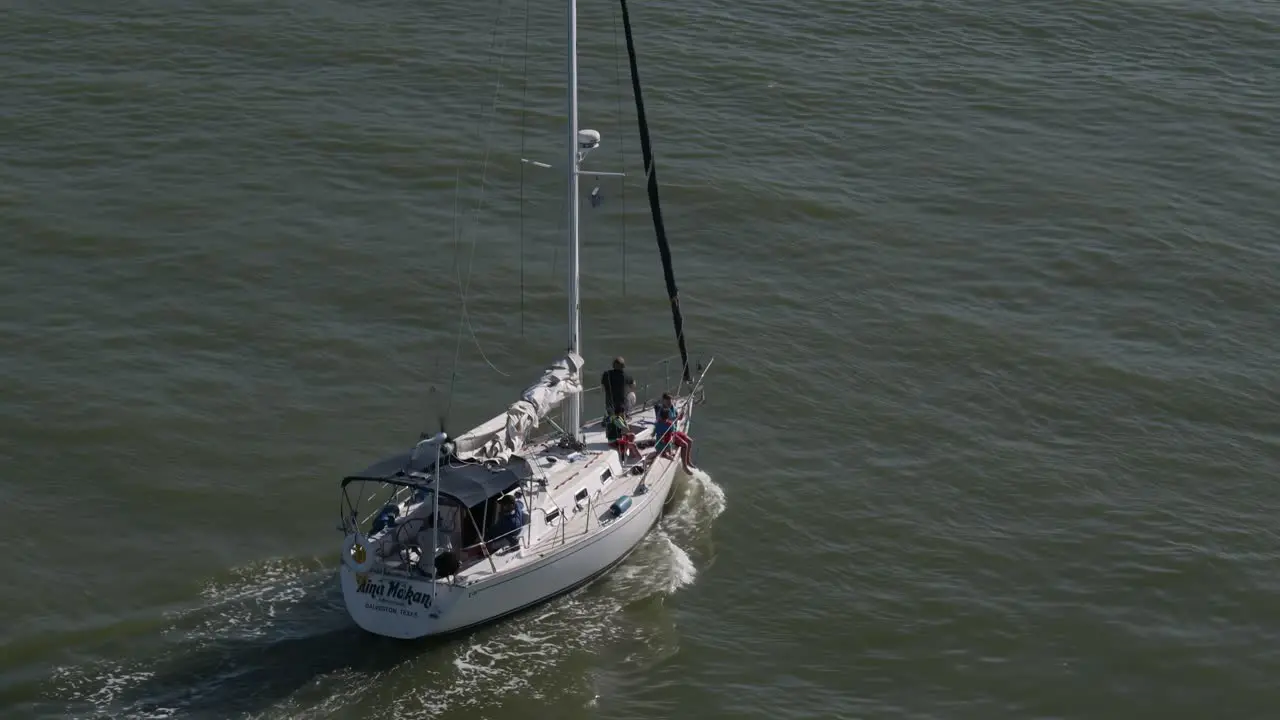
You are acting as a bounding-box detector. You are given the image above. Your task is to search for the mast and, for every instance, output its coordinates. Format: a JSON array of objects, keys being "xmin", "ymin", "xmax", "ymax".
[
  {"xmin": 430, "ymin": 434, "xmax": 441, "ymax": 600},
  {"xmin": 618, "ymin": 0, "xmax": 692, "ymax": 383},
  {"xmin": 566, "ymin": 0, "xmax": 583, "ymax": 440}
]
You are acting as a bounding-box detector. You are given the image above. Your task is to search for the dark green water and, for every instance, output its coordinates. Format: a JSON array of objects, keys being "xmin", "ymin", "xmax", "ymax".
[{"xmin": 2, "ymin": 0, "xmax": 1279, "ymax": 718}]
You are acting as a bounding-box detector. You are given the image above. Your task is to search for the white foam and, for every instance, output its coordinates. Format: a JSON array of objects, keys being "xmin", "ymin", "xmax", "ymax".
[
  {"xmin": 48, "ymin": 557, "xmax": 332, "ymax": 718},
  {"xmin": 169, "ymin": 557, "xmax": 328, "ymax": 645},
  {"xmin": 663, "ymin": 468, "xmax": 727, "ymax": 540},
  {"xmin": 656, "ymin": 529, "xmax": 699, "ymax": 592}
]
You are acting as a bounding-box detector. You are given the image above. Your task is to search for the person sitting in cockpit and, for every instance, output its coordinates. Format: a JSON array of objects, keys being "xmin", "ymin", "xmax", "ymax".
[{"xmin": 487, "ymin": 494, "xmax": 529, "ymax": 551}]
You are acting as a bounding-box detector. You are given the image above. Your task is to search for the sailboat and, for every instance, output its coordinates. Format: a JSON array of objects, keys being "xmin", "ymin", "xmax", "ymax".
[{"xmin": 335, "ymin": 0, "xmax": 711, "ymax": 639}]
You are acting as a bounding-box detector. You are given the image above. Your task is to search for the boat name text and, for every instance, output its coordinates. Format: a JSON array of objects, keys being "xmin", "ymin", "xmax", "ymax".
[{"xmin": 356, "ymin": 579, "xmax": 433, "ymax": 610}]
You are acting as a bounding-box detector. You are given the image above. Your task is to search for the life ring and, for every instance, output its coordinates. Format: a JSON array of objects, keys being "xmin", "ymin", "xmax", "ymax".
[{"xmin": 342, "ymin": 533, "xmax": 376, "ymax": 572}]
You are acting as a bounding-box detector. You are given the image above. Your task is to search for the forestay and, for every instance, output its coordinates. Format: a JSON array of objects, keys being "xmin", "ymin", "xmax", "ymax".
[{"xmin": 454, "ymin": 352, "xmax": 584, "ymax": 461}]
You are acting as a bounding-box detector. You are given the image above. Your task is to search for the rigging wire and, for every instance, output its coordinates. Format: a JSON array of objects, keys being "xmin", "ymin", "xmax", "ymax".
[
  {"xmin": 455, "ymin": 0, "xmax": 518, "ymax": 379},
  {"xmin": 460, "ymin": 0, "xmax": 516, "ymax": 300},
  {"xmin": 517, "ymin": 0, "xmax": 532, "ymax": 336},
  {"xmin": 445, "ymin": 169, "xmax": 464, "ymax": 423},
  {"xmin": 446, "ymin": 0, "xmax": 518, "ymax": 421},
  {"xmin": 610, "ymin": 0, "xmax": 629, "ymax": 296}
]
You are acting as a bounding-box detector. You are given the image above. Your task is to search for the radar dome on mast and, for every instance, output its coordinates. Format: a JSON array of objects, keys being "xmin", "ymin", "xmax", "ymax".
[{"xmin": 578, "ymin": 129, "xmax": 601, "ymax": 150}]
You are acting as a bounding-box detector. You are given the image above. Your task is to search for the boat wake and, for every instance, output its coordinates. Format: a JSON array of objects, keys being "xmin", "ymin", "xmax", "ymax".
[
  {"xmin": 381, "ymin": 468, "xmax": 727, "ymax": 719},
  {"xmin": 39, "ymin": 471, "xmax": 726, "ymax": 719},
  {"xmin": 45, "ymin": 557, "xmax": 363, "ymax": 720}
]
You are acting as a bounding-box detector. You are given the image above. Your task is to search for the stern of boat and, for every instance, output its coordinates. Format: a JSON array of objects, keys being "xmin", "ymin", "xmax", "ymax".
[{"xmin": 338, "ymin": 564, "xmax": 465, "ymax": 640}]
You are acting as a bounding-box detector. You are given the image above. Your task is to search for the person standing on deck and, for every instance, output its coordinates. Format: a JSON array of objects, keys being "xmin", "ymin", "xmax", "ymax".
[{"xmin": 601, "ymin": 357, "xmax": 634, "ymax": 418}]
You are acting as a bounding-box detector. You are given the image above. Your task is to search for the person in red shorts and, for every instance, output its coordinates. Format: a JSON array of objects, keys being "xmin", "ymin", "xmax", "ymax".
[
  {"xmin": 653, "ymin": 393, "xmax": 695, "ymax": 473},
  {"xmin": 607, "ymin": 413, "xmax": 642, "ymax": 462}
]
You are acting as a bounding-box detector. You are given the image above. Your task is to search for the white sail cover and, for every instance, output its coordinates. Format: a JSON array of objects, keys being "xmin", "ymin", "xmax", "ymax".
[{"xmin": 454, "ymin": 353, "xmax": 584, "ymax": 462}]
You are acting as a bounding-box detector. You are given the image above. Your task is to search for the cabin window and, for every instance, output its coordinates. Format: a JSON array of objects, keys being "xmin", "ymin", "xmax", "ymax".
[
  {"xmin": 545, "ymin": 509, "xmax": 561, "ymax": 524},
  {"xmin": 574, "ymin": 488, "xmax": 590, "ymax": 509},
  {"xmin": 599, "ymin": 468, "xmax": 613, "ymax": 485}
]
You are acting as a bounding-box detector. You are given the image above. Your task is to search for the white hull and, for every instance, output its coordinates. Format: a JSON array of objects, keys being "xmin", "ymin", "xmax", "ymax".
[{"xmin": 339, "ymin": 453, "xmax": 684, "ymax": 639}]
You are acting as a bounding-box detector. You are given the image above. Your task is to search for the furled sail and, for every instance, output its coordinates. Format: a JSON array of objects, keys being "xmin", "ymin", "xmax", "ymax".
[
  {"xmin": 454, "ymin": 353, "xmax": 584, "ymax": 461},
  {"xmin": 618, "ymin": 0, "xmax": 692, "ymax": 383}
]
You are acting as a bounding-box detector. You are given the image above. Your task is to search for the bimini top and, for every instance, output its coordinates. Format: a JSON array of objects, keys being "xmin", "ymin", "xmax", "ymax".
[{"xmin": 341, "ymin": 449, "xmax": 534, "ymax": 508}]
